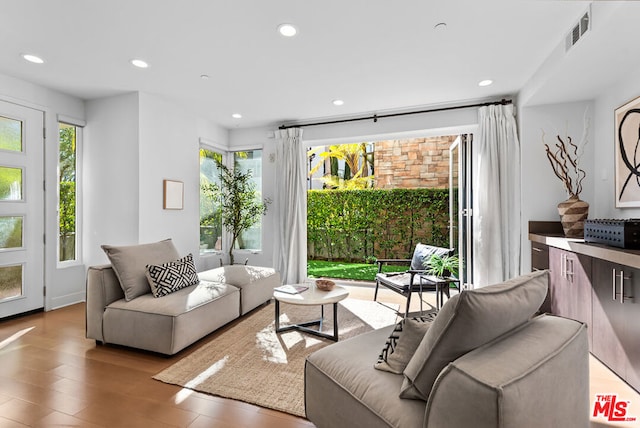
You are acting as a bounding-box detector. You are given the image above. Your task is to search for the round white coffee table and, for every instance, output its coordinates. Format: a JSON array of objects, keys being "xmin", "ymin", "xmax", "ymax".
[{"xmin": 274, "ymin": 283, "xmax": 349, "ymax": 341}]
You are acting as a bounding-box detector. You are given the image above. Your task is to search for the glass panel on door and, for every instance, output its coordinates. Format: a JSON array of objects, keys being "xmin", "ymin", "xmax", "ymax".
[
  {"xmin": 0, "ymin": 166, "xmax": 22, "ymax": 201},
  {"xmin": 0, "ymin": 264, "xmax": 23, "ymax": 300},
  {"xmin": 0, "ymin": 216, "xmax": 23, "ymax": 249},
  {"xmin": 0, "ymin": 116, "xmax": 22, "ymax": 152}
]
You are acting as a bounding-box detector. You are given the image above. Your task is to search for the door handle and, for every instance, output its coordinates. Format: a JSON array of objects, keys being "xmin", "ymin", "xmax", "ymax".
[
  {"xmin": 566, "ymin": 257, "xmax": 574, "ymax": 282},
  {"xmin": 613, "ymin": 269, "xmax": 633, "ymax": 303},
  {"xmin": 620, "ymin": 270, "xmax": 633, "ymax": 304},
  {"xmin": 561, "ymin": 254, "xmax": 574, "ymax": 282}
]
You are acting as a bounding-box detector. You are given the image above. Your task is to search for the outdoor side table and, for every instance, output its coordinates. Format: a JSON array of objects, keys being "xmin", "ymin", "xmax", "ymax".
[{"xmin": 419, "ymin": 274, "xmax": 460, "ymax": 310}]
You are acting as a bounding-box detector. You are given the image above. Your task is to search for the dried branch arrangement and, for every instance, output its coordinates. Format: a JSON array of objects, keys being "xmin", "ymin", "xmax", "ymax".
[{"xmin": 543, "ymin": 134, "xmax": 586, "ymax": 198}]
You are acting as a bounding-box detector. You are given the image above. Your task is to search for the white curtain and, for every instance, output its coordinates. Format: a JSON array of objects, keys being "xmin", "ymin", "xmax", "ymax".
[
  {"xmin": 274, "ymin": 128, "xmax": 307, "ymax": 284},
  {"xmin": 473, "ymin": 104, "xmax": 521, "ymax": 287}
]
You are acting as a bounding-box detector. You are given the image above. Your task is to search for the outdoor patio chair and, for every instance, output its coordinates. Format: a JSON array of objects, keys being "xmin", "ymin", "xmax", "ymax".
[{"xmin": 374, "ymin": 243, "xmax": 454, "ymax": 317}]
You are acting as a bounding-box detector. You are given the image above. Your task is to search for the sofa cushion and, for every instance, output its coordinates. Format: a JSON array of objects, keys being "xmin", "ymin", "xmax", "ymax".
[
  {"xmin": 146, "ymin": 253, "xmax": 199, "ymax": 298},
  {"xmin": 102, "ymin": 238, "xmax": 180, "ymax": 301},
  {"xmin": 106, "ymin": 280, "xmax": 237, "ymax": 316},
  {"xmin": 375, "ymin": 313, "xmax": 437, "ymax": 374},
  {"xmin": 198, "ymin": 265, "xmax": 281, "ymax": 315},
  {"xmin": 410, "ymin": 243, "xmax": 452, "ymax": 271},
  {"xmin": 400, "ymin": 270, "xmax": 548, "ymax": 400},
  {"xmin": 198, "ymin": 265, "xmax": 276, "ymax": 288},
  {"xmin": 103, "ymin": 280, "xmax": 240, "ymax": 355}
]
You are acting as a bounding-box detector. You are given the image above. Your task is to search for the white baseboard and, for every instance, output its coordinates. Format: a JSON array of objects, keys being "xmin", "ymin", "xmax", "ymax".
[{"xmin": 48, "ymin": 291, "xmax": 86, "ymax": 311}]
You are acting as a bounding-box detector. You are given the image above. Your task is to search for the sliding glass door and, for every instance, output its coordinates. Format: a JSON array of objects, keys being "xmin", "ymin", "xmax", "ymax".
[{"xmin": 449, "ymin": 134, "xmax": 473, "ymax": 290}]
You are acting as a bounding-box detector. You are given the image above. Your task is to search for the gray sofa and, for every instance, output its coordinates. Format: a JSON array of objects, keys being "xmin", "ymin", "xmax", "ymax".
[
  {"xmin": 86, "ymin": 261, "xmax": 280, "ymax": 355},
  {"xmin": 305, "ymin": 270, "xmax": 589, "ymax": 428}
]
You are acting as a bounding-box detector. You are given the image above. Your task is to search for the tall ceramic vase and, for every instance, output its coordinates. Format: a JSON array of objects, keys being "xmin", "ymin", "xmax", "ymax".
[{"xmin": 557, "ymin": 195, "xmax": 589, "ymax": 238}]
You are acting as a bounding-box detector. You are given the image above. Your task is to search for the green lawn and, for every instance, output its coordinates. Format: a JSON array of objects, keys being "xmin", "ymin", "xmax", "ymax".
[{"xmin": 307, "ymin": 260, "xmax": 407, "ymax": 282}]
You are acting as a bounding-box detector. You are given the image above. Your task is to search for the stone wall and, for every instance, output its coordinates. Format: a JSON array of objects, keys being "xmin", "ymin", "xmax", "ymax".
[{"xmin": 374, "ymin": 136, "xmax": 457, "ymax": 189}]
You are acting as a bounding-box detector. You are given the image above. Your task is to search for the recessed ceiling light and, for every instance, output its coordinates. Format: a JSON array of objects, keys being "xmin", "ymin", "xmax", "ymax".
[
  {"xmin": 434, "ymin": 22, "xmax": 447, "ymax": 30},
  {"xmin": 277, "ymin": 23, "xmax": 298, "ymax": 37},
  {"xmin": 332, "ymin": 99, "xmax": 344, "ymax": 106},
  {"xmin": 130, "ymin": 59, "xmax": 149, "ymax": 68},
  {"xmin": 478, "ymin": 79, "xmax": 493, "ymax": 87},
  {"xmin": 22, "ymin": 54, "xmax": 44, "ymax": 64},
  {"xmin": 232, "ymin": 113, "xmax": 242, "ymax": 119},
  {"xmin": 200, "ymin": 74, "xmax": 210, "ymax": 80}
]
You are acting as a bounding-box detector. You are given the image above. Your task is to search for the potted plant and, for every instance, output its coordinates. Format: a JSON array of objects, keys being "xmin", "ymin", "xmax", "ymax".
[
  {"xmin": 424, "ymin": 253, "xmax": 459, "ymax": 278},
  {"xmin": 206, "ymin": 159, "xmax": 271, "ymax": 265},
  {"xmin": 542, "ymin": 121, "xmax": 589, "ymax": 238}
]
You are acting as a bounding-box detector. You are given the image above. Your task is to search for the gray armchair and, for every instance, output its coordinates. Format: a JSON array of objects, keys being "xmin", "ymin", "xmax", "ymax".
[{"xmin": 374, "ymin": 243, "xmax": 454, "ymax": 317}]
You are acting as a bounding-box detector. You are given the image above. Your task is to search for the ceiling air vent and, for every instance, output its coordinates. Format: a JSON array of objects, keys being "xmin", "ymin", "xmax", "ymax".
[{"xmin": 566, "ymin": 7, "xmax": 591, "ymax": 51}]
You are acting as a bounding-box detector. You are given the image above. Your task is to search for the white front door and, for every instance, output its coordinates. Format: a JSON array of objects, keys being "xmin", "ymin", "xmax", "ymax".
[{"xmin": 0, "ymin": 101, "xmax": 44, "ymax": 318}]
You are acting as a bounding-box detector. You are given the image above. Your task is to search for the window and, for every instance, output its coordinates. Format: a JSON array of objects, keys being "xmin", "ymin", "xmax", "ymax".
[
  {"xmin": 58, "ymin": 123, "xmax": 80, "ymax": 262},
  {"xmin": 199, "ymin": 147, "xmax": 265, "ymax": 255},
  {"xmin": 199, "ymin": 147, "xmax": 223, "ymax": 253},
  {"xmin": 234, "ymin": 149, "xmax": 263, "ymax": 251}
]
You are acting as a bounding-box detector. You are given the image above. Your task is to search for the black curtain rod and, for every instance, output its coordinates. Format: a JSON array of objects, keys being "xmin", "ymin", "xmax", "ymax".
[{"xmin": 278, "ymin": 98, "xmax": 513, "ymax": 130}]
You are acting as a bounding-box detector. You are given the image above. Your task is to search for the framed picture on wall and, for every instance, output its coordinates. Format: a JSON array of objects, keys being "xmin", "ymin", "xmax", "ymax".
[
  {"xmin": 615, "ymin": 95, "xmax": 640, "ymax": 207},
  {"xmin": 163, "ymin": 179, "xmax": 184, "ymax": 210}
]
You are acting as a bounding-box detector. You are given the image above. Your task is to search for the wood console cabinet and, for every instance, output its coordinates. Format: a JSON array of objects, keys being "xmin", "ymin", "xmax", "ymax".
[
  {"xmin": 592, "ymin": 259, "xmax": 640, "ymax": 391},
  {"xmin": 530, "ymin": 225, "xmax": 640, "ymax": 393},
  {"xmin": 548, "ymin": 247, "xmax": 592, "ymax": 348}
]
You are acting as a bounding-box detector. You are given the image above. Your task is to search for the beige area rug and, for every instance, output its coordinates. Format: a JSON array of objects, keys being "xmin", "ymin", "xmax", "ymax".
[{"xmin": 153, "ymin": 299, "xmax": 399, "ymax": 418}]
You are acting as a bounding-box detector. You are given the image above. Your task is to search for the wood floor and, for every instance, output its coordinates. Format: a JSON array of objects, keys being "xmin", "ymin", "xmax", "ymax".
[{"xmin": 0, "ymin": 282, "xmax": 637, "ymax": 427}]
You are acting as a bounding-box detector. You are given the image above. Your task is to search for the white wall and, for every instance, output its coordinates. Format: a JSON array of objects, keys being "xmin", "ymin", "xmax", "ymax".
[
  {"xmin": 519, "ymin": 100, "xmax": 595, "ymax": 271},
  {"xmin": 0, "ymin": 72, "xmax": 87, "ymax": 310},
  {"xmin": 84, "ymin": 93, "xmax": 141, "ymax": 267},
  {"xmin": 138, "ymin": 93, "xmax": 204, "ymax": 266}
]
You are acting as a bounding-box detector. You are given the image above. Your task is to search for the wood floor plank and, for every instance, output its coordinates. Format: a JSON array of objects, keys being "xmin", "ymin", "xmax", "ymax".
[
  {"xmin": 187, "ymin": 414, "xmax": 241, "ymax": 428},
  {"xmin": 0, "ymin": 398, "xmax": 54, "ymax": 426},
  {"xmin": 33, "ymin": 411, "xmax": 103, "ymax": 428},
  {"xmin": 0, "ymin": 416, "xmax": 29, "ymax": 428}
]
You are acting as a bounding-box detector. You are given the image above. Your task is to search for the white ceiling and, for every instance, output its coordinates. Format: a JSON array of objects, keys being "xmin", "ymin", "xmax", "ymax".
[{"xmin": 0, "ymin": 0, "xmax": 633, "ymax": 130}]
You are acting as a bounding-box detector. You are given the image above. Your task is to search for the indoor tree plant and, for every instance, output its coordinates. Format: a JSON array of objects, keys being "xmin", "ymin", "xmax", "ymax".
[{"xmin": 206, "ymin": 159, "xmax": 271, "ymax": 265}]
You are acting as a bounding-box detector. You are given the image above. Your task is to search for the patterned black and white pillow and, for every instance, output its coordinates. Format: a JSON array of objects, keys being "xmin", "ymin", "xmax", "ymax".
[
  {"xmin": 145, "ymin": 253, "xmax": 199, "ymax": 298},
  {"xmin": 375, "ymin": 312, "xmax": 437, "ymax": 374}
]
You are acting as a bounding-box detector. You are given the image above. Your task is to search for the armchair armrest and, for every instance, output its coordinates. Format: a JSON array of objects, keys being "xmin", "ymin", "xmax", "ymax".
[
  {"xmin": 376, "ymin": 258, "xmax": 411, "ymax": 273},
  {"xmin": 376, "ymin": 258, "xmax": 412, "ymax": 264}
]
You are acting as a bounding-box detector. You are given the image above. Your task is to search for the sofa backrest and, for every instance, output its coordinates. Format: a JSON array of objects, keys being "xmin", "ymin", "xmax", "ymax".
[
  {"xmin": 424, "ymin": 314, "xmax": 589, "ymax": 428},
  {"xmin": 401, "ymin": 270, "xmax": 549, "ymax": 400}
]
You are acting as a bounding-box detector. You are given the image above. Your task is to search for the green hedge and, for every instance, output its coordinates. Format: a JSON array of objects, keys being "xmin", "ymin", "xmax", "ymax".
[{"xmin": 307, "ymin": 188, "xmax": 450, "ymax": 262}]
